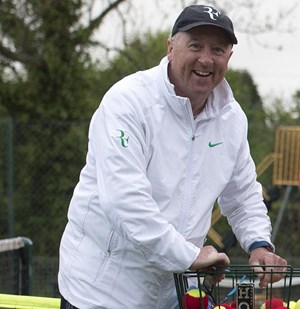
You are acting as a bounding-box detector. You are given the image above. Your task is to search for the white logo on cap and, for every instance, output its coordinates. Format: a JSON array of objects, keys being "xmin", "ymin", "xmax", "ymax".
[{"xmin": 203, "ymin": 6, "xmax": 221, "ymax": 20}]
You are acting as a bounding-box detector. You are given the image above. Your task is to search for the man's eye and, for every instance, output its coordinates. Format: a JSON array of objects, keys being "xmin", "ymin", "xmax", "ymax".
[
  {"xmin": 190, "ymin": 44, "xmax": 201, "ymax": 50},
  {"xmin": 213, "ymin": 47, "xmax": 225, "ymax": 54}
]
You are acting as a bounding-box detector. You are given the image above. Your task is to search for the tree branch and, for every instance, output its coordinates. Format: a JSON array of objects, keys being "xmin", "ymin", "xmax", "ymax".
[
  {"xmin": 74, "ymin": 0, "xmax": 128, "ymax": 44},
  {"xmin": 0, "ymin": 41, "xmax": 44, "ymax": 68},
  {"xmin": 90, "ymin": 0, "xmax": 128, "ymax": 31}
]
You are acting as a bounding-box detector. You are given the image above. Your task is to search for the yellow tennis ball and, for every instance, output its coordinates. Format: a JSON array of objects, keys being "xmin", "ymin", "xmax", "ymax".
[
  {"xmin": 182, "ymin": 287, "xmax": 208, "ymax": 309},
  {"xmin": 285, "ymin": 301, "xmax": 296, "ymax": 309},
  {"xmin": 213, "ymin": 305, "xmax": 232, "ymax": 309},
  {"xmin": 186, "ymin": 288, "xmax": 205, "ymax": 298},
  {"xmin": 294, "ymin": 299, "xmax": 300, "ymax": 309}
]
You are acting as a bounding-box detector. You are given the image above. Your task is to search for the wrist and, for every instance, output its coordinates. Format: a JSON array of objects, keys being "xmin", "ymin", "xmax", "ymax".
[{"xmin": 248, "ymin": 241, "xmax": 274, "ymax": 255}]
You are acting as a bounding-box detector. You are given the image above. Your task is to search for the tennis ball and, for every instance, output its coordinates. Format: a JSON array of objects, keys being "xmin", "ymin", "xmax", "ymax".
[
  {"xmin": 265, "ymin": 298, "xmax": 284, "ymax": 309},
  {"xmin": 214, "ymin": 304, "xmax": 233, "ymax": 309},
  {"xmin": 276, "ymin": 306, "xmax": 287, "ymax": 309},
  {"xmin": 286, "ymin": 301, "xmax": 296, "ymax": 309},
  {"xmin": 182, "ymin": 287, "xmax": 208, "ymax": 309},
  {"xmin": 290, "ymin": 298, "xmax": 300, "ymax": 309},
  {"xmin": 295, "ymin": 299, "xmax": 300, "ymax": 309}
]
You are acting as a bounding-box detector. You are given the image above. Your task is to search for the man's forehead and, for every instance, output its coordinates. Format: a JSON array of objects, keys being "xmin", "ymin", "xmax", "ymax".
[{"xmin": 180, "ymin": 25, "xmax": 233, "ymax": 44}]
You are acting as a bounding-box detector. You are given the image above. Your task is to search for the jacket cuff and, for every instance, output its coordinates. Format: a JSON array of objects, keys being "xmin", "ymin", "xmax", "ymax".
[{"xmin": 248, "ymin": 241, "xmax": 275, "ymax": 254}]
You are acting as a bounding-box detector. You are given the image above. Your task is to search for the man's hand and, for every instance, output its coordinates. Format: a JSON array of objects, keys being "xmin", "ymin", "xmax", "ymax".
[
  {"xmin": 249, "ymin": 247, "xmax": 287, "ymax": 288},
  {"xmin": 189, "ymin": 245, "xmax": 230, "ymax": 284}
]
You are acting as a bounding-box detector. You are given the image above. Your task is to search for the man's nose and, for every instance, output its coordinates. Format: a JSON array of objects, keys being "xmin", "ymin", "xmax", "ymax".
[{"xmin": 197, "ymin": 48, "xmax": 213, "ymax": 65}]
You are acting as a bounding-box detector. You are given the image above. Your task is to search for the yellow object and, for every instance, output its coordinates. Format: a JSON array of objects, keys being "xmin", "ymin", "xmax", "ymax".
[
  {"xmin": 295, "ymin": 299, "xmax": 300, "ymax": 309},
  {"xmin": 0, "ymin": 294, "xmax": 60, "ymax": 309},
  {"xmin": 260, "ymin": 303, "xmax": 266, "ymax": 309},
  {"xmin": 286, "ymin": 301, "xmax": 296, "ymax": 309},
  {"xmin": 273, "ymin": 126, "xmax": 300, "ymax": 186},
  {"xmin": 186, "ymin": 288, "xmax": 205, "ymax": 298}
]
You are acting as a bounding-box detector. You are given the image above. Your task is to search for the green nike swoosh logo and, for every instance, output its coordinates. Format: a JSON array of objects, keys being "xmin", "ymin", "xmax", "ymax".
[{"xmin": 208, "ymin": 141, "xmax": 223, "ymax": 147}]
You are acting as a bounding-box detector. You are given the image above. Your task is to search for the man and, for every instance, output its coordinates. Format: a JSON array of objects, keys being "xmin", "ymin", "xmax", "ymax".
[{"xmin": 58, "ymin": 4, "xmax": 287, "ymax": 309}]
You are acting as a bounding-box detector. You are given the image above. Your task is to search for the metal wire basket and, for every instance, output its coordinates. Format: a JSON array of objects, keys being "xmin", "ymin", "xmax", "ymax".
[{"xmin": 174, "ymin": 265, "xmax": 300, "ymax": 309}]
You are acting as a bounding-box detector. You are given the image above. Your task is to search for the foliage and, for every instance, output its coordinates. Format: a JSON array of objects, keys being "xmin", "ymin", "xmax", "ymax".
[
  {"xmin": 0, "ymin": 0, "xmax": 124, "ymax": 254},
  {"xmin": 96, "ymin": 31, "xmax": 169, "ymax": 98},
  {"xmin": 265, "ymin": 92, "xmax": 300, "ymax": 131},
  {"xmin": 226, "ymin": 70, "xmax": 273, "ymax": 164},
  {"xmin": 0, "ymin": 0, "xmax": 128, "ymax": 120}
]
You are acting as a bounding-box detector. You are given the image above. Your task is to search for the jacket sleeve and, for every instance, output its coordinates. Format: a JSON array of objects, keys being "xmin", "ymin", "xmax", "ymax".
[
  {"xmin": 89, "ymin": 87, "xmax": 199, "ymax": 272},
  {"xmin": 218, "ymin": 111, "xmax": 273, "ymax": 253}
]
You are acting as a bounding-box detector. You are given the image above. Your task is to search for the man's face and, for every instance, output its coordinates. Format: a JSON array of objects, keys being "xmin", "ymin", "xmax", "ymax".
[{"xmin": 167, "ymin": 26, "xmax": 233, "ymax": 102}]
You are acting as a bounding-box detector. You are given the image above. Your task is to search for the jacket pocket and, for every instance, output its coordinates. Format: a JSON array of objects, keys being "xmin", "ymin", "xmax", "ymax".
[{"xmin": 94, "ymin": 228, "xmax": 118, "ymax": 284}]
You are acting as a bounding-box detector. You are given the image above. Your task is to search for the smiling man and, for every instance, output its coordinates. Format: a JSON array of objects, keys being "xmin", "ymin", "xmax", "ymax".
[
  {"xmin": 58, "ymin": 5, "xmax": 287, "ymax": 309},
  {"xmin": 168, "ymin": 25, "xmax": 233, "ymax": 116}
]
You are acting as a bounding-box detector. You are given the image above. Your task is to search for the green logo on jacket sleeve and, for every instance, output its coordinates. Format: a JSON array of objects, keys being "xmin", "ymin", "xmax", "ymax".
[{"xmin": 116, "ymin": 130, "xmax": 129, "ymax": 148}]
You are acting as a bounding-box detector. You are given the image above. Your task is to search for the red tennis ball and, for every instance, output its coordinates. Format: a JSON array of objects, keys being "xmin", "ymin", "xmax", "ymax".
[
  {"xmin": 182, "ymin": 287, "xmax": 208, "ymax": 309},
  {"xmin": 265, "ymin": 298, "xmax": 284, "ymax": 309}
]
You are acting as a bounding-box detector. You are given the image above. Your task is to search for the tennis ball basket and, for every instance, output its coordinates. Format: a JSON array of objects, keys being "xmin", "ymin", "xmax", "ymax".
[{"xmin": 173, "ymin": 265, "xmax": 300, "ymax": 309}]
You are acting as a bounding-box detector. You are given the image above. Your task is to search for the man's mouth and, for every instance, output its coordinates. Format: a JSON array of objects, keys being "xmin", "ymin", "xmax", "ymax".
[{"xmin": 193, "ymin": 70, "xmax": 212, "ymax": 77}]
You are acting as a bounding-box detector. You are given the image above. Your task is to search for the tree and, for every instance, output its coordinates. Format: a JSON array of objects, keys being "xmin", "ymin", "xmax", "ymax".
[
  {"xmin": 96, "ymin": 31, "xmax": 169, "ymax": 99},
  {"xmin": 0, "ymin": 0, "xmax": 128, "ymax": 120},
  {"xmin": 226, "ymin": 70, "xmax": 273, "ymax": 164},
  {"xmin": 290, "ymin": 90, "xmax": 300, "ymax": 124},
  {"xmin": 265, "ymin": 94, "xmax": 300, "ymax": 132},
  {"xmin": 0, "ymin": 0, "xmax": 134, "ymax": 254}
]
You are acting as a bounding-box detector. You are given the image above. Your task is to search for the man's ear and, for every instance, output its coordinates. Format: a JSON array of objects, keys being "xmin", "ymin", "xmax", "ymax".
[
  {"xmin": 167, "ymin": 38, "xmax": 173, "ymax": 61},
  {"xmin": 225, "ymin": 50, "xmax": 233, "ymax": 72}
]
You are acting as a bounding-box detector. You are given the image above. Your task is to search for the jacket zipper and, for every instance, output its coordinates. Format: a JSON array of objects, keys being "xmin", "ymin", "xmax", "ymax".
[{"xmin": 178, "ymin": 104, "xmax": 196, "ymax": 235}]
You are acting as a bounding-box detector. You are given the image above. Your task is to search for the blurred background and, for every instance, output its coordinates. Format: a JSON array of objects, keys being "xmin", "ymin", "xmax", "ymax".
[{"xmin": 0, "ymin": 0, "xmax": 299, "ymax": 297}]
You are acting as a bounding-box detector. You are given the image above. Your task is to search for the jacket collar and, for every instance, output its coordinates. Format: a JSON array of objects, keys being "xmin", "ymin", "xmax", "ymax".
[{"xmin": 159, "ymin": 56, "xmax": 235, "ymax": 121}]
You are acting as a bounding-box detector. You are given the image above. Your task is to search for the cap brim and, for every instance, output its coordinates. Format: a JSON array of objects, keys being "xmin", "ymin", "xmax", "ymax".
[{"xmin": 177, "ymin": 22, "xmax": 238, "ymax": 44}]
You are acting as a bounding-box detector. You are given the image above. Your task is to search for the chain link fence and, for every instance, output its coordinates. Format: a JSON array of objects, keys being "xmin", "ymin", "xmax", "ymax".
[{"xmin": 0, "ymin": 117, "xmax": 89, "ymax": 296}]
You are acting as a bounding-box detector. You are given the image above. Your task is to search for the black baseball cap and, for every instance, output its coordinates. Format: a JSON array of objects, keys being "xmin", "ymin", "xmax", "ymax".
[{"xmin": 171, "ymin": 5, "xmax": 238, "ymax": 44}]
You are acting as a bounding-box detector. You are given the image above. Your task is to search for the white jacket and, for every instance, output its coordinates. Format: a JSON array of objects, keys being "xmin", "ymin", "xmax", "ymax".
[{"xmin": 58, "ymin": 57, "xmax": 272, "ymax": 309}]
